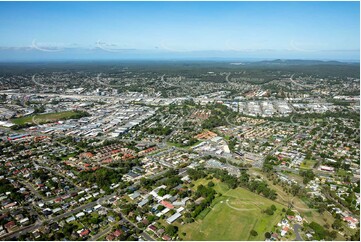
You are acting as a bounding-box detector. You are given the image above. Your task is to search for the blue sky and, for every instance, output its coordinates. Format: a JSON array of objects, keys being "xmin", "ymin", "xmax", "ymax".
[{"xmin": 0, "ymin": 1, "xmax": 359, "ymax": 61}]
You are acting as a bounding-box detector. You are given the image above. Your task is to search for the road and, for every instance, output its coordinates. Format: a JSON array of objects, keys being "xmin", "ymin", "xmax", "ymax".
[
  {"xmin": 293, "ymin": 223, "xmax": 303, "ymax": 241},
  {"xmin": 31, "ymin": 75, "xmax": 48, "ymax": 88},
  {"xmin": 18, "ymin": 179, "xmax": 45, "ymax": 201},
  {"xmin": 141, "ymin": 231, "xmax": 155, "ymax": 241},
  {"xmin": 225, "ymin": 114, "xmax": 237, "ymax": 128},
  {"xmin": 88, "ymin": 226, "xmax": 112, "ymax": 241},
  {"xmin": 120, "ymin": 213, "xmax": 155, "ymax": 241},
  {"xmin": 225, "ymin": 72, "xmax": 231, "ymax": 83},
  {"xmin": 289, "ymin": 74, "xmax": 314, "ymax": 89}
]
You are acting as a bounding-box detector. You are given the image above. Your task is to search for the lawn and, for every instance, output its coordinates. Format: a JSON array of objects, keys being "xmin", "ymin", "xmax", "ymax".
[
  {"xmin": 11, "ymin": 110, "xmax": 82, "ymax": 125},
  {"xmin": 299, "ymin": 159, "xmax": 317, "ymax": 170},
  {"xmin": 196, "ymin": 207, "xmax": 211, "ymax": 220},
  {"xmin": 337, "ymin": 169, "xmax": 350, "ymax": 177},
  {"xmin": 180, "ymin": 183, "xmax": 286, "ymax": 241}
]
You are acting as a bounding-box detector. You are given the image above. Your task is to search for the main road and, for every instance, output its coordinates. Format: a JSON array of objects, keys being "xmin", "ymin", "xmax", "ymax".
[{"xmin": 289, "ymin": 74, "xmax": 314, "ymax": 89}]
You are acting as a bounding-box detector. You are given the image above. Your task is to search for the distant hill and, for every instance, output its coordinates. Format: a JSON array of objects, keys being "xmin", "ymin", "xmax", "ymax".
[{"xmin": 248, "ymin": 59, "xmax": 359, "ymax": 66}]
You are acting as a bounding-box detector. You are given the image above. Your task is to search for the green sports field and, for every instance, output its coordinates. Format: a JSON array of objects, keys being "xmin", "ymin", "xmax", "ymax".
[
  {"xmin": 11, "ymin": 110, "xmax": 82, "ymax": 125},
  {"xmin": 180, "ymin": 179, "xmax": 287, "ymax": 241}
]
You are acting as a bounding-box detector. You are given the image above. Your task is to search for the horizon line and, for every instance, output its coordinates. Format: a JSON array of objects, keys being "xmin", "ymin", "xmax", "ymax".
[{"xmin": 0, "ymin": 58, "xmax": 360, "ymax": 64}]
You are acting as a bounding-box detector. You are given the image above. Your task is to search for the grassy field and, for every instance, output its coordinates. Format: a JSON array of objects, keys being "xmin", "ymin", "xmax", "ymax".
[
  {"xmin": 11, "ymin": 110, "xmax": 81, "ymax": 125},
  {"xmin": 299, "ymin": 159, "xmax": 317, "ymax": 170},
  {"xmin": 191, "ymin": 177, "xmax": 230, "ymax": 194},
  {"xmin": 180, "ymin": 179, "xmax": 287, "ymax": 241},
  {"xmin": 237, "ymin": 169, "xmax": 348, "ymax": 240}
]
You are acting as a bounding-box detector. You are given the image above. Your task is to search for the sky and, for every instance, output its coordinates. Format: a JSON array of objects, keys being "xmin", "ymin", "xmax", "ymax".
[{"xmin": 0, "ymin": 1, "xmax": 359, "ymax": 61}]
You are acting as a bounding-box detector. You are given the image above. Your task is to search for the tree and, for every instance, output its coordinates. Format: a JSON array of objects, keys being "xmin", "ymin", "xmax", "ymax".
[
  {"xmin": 318, "ymin": 203, "xmax": 327, "ymax": 214},
  {"xmin": 265, "ymin": 207, "xmax": 274, "ymax": 215},
  {"xmin": 309, "ymin": 222, "xmax": 326, "ymax": 240},
  {"xmin": 265, "ymin": 232, "xmax": 271, "ymax": 239},
  {"xmin": 250, "ymin": 230, "xmax": 258, "ymax": 237},
  {"xmin": 328, "ymin": 230, "xmax": 338, "ymax": 240},
  {"xmin": 286, "ymin": 209, "xmax": 295, "ymax": 216},
  {"xmin": 300, "ymin": 170, "xmax": 315, "ymax": 184},
  {"xmin": 158, "ymin": 188, "xmax": 167, "ymax": 197},
  {"xmin": 165, "ymin": 225, "xmax": 178, "ymax": 237},
  {"xmin": 207, "ymin": 181, "xmax": 215, "ymax": 187},
  {"xmin": 18, "ymin": 234, "xmax": 27, "ymax": 240},
  {"xmin": 54, "ymin": 232, "xmax": 65, "ymax": 241},
  {"xmin": 332, "ymin": 219, "xmax": 342, "ymax": 229},
  {"xmin": 351, "ymin": 230, "xmax": 360, "ymax": 241},
  {"xmin": 147, "ymin": 215, "xmax": 156, "ymax": 223},
  {"xmin": 62, "ymin": 223, "xmax": 74, "ymax": 236}
]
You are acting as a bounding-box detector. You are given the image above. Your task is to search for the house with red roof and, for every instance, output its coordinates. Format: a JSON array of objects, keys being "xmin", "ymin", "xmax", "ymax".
[
  {"xmin": 3, "ymin": 202, "xmax": 17, "ymax": 209},
  {"xmin": 111, "ymin": 149, "xmax": 121, "ymax": 155},
  {"xmin": 161, "ymin": 200, "xmax": 174, "ymax": 209},
  {"xmin": 113, "ymin": 229, "xmax": 122, "ymax": 237},
  {"xmin": 80, "ymin": 152, "xmax": 94, "ymax": 159},
  {"xmin": 343, "ymin": 216, "xmax": 359, "ymax": 229},
  {"xmin": 102, "ymin": 158, "xmax": 113, "ymax": 164},
  {"xmin": 148, "ymin": 225, "xmax": 157, "ymax": 232},
  {"xmin": 281, "ymin": 226, "xmax": 289, "ymax": 237},
  {"xmin": 79, "ymin": 229, "xmax": 90, "ymax": 237},
  {"xmin": 122, "ymin": 153, "xmax": 135, "ymax": 160},
  {"xmin": 162, "ymin": 235, "xmax": 171, "ymax": 241},
  {"xmin": 106, "ymin": 234, "xmax": 115, "ymax": 241},
  {"xmin": 4, "ymin": 221, "xmax": 16, "ymax": 232},
  {"xmin": 271, "ymin": 233, "xmax": 279, "ymax": 241}
]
